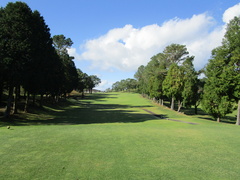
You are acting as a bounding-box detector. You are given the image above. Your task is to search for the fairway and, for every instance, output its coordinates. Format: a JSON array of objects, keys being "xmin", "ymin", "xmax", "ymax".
[{"xmin": 0, "ymin": 93, "xmax": 240, "ymax": 179}]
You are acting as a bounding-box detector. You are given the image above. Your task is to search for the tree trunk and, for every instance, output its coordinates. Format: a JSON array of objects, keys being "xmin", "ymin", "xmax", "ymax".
[
  {"xmin": 0, "ymin": 83, "xmax": 3, "ymax": 103},
  {"xmin": 177, "ymin": 101, "xmax": 183, "ymax": 112},
  {"xmin": 24, "ymin": 92, "xmax": 29, "ymax": 113},
  {"xmin": 236, "ymin": 100, "xmax": 240, "ymax": 125},
  {"xmin": 17, "ymin": 85, "xmax": 21, "ymax": 100},
  {"xmin": 55, "ymin": 95, "xmax": 59, "ymax": 103},
  {"xmin": 159, "ymin": 99, "xmax": 162, "ymax": 105},
  {"xmin": 4, "ymin": 86, "xmax": 14, "ymax": 118},
  {"xmin": 39, "ymin": 94, "xmax": 43, "ymax": 107},
  {"xmin": 194, "ymin": 104, "xmax": 198, "ymax": 114},
  {"xmin": 13, "ymin": 86, "xmax": 18, "ymax": 114},
  {"xmin": 32, "ymin": 94, "xmax": 36, "ymax": 106},
  {"xmin": 217, "ymin": 117, "xmax": 220, "ymax": 123},
  {"xmin": 161, "ymin": 99, "xmax": 164, "ymax": 106},
  {"xmin": 171, "ymin": 97, "xmax": 174, "ymax": 110}
]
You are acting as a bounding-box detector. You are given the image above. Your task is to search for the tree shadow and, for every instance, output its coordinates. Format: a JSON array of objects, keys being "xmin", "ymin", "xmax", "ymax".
[
  {"xmin": 0, "ymin": 95, "xmax": 167, "ymax": 126},
  {"xmin": 70, "ymin": 93, "xmax": 118, "ymax": 102}
]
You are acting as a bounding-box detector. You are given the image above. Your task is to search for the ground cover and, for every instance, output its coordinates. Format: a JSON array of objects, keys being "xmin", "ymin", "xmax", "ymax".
[{"xmin": 0, "ymin": 92, "xmax": 240, "ymax": 179}]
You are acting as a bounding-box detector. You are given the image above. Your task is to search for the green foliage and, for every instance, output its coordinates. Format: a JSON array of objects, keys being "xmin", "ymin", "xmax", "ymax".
[
  {"xmin": 86, "ymin": 75, "xmax": 101, "ymax": 93},
  {"xmin": 203, "ymin": 16, "xmax": 240, "ymax": 122},
  {"xmin": 163, "ymin": 43, "xmax": 189, "ymax": 65},
  {"xmin": 112, "ymin": 78, "xmax": 137, "ymax": 92},
  {"xmin": 0, "ymin": 2, "xmax": 33, "ymax": 87},
  {"xmin": 181, "ymin": 56, "xmax": 198, "ymax": 107},
  {"xmin": 0, "ymin": 2, "xmax": 81, "ymax": 116},
  {"xmin": 202, "ymin": 87, "xmax": 234, "ymax": 121},
  {"xmin": 162, "ymin": 63, "xmax": 183, "ymax": 100},
  {"xmin": 134, "ymin": 43, "xmax": 196, "ymax": 111},
  {"xmin": 134, "ymin": 65, "xmax": 145, "ymax": 94},
  {"xmin": 53, "ymin": 35, "xmax": 73, "ymax": 55}
]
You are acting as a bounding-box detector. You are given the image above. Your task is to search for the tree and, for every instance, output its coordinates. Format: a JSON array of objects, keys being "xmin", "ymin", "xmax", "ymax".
[
  {"xmin": 163, "ymin": 43, "xmax": 189, "ymax": 66},
  {"xmin": 0, "ymin": 7, "xmax": 5, "ymax": 103},
  {"xmin": 202, "ymin": 46, "xmax": 235, "ymax": 122},
  {"xmin": 134, "ymin": 65, "xmax": 146, "ymax": 94},
  {"xmin": 22, "ymin": 10, "xmax": 55, "ymax": 109},
  {"xmin": 86, "ymin": 75, "xmax": 101, "ymax": 93},
  {"xmin": 202, "ymin": 16, "xmax": 240, "ymax": 123},
  {"xmin": 52, "ymin": 35, "xmax": 78, "ymax": 98},
  {"xmin": 181, "ymin": 56, "xmax": 198, "ymax": 111},
  {"xmin": 124, "ymin": 78, "xmax": 137, "ymax": 91},
  {"xmin": 223, "ymin": 17, "xmax": 240, "ymax": 125},
  {"xmin": 76, "ymin": 69, "xmax": 88, "ymax": 98},
  {"xmin": 53, "ymin": 35, "xmax": 73, "ymax": 55},
  {"xmin": 162, "ymin": 63, "xmax": 183, "ymax": 110},
  {"xmin": 112, "ymin": 81, "xmax": 121, "ymax": 92},
  {"xmin": 0, "ymin": 2, "xmax": 34, "ymax": 116},
  {"xmin": 112, "ymin": 78, "xmax": 137, "ymax": 92}
]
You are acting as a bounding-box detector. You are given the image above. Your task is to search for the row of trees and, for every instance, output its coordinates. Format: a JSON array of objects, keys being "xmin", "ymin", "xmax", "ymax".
[
  {"xmin": 134, "ymin": 44, "xmax": 203, "ymax": 113},
  {"xmin": 112, "ymin": 78, "xmax": 137, "ymax": 92},
  {"xmin": 0, "ymin": 2, "xmax": 100, "ymax": 117},
  {"xmin": 113, "ymin": 17, "xmax": 239, "ymax": 124}
]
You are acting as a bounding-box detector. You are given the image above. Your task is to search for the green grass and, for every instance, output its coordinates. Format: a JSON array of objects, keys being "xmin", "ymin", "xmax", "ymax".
[{"xmin": 0, "ymin": 93, "xmax": 240, "ymax": 179}]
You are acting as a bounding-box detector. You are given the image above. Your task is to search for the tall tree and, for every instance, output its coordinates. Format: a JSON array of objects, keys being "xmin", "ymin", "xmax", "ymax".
[
  {"xmin": 53, "ymin": 35, "xmax": 73, "ymax": 55},
  {"xmin": 162, "ymin": 63, "xmax": 183, "ymax": 110},
  {"xmin": 223, "ymin": 17, "xmax": 240, "ymax": 125},
  {"xmin": 181, "ymin": 56, "xmax": 198, "ymax": 111},
  {"xmin": 163, "ymin": 44, "xmax": 189, "ymax": 66},
  {"xmin": 22, "ymin": 10, "xmax": 54, "ymax": 108},
  {"xmin": 134, "ymin": 65, "xmax": 145, "ymax": 93},
  {"xmin": 52, "ymin": 35, "xmax": 78, "ymax": 98},
  {"xmin": 0, "ymin": 2, "xmax": 34, "ymax": 116},
  {"xmin": 76, "ymin": 69, "xmax": 88, "ymax": 98},
  {"xmin": 203, "ymin": 16, "xmax": 240, "ymax": 123},
  {"xmin": 161, "ymin": 44, "xmax": 189, "ymax": 110},
  {"xmin": 202, "ymin": 46, "xmax": 235, "ymax": 122},
  {"xmin": 0, "ymin": 7, "xmax": 5, "ymax": 103},
  {"xmin": 86, "ymin": 75, "xmax": 101, "ymax": 93}
]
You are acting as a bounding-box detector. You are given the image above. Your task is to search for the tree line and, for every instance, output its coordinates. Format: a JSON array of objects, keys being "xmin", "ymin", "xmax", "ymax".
[
  {"xmin": 112, "ymin": 78, "xmax": 137, "ymax": 92},
  {"xmin": 112, "ymin": 17, "xmax": 240, "ymax": 124},
  {"xmin": 0, "ymin": 2, "xmax": 101, "ymax": 118}
]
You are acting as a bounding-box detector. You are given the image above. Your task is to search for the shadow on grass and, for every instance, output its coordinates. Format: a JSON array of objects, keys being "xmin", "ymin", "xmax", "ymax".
[
  {"xmin": 0, "ymin": 93, "xmax": 165, "ymax": 126},
  {"xmin": 198, "ymin": 115, "xmax": 237, "ymax": 124},
  {"xmin": 70, "ymin": 93, "xmax": 118, "ymax": 102}
]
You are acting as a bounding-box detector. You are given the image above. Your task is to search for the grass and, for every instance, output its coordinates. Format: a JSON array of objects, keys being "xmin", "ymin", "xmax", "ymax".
[{"xmin": 0, "ymin": 92, "xmax": 240, "ymax": 179}]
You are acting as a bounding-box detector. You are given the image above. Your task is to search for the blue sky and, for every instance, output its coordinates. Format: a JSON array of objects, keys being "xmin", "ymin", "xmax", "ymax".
[{"xmin": 1, "ymin": 0, "xmax": 240, "ymax": 90}]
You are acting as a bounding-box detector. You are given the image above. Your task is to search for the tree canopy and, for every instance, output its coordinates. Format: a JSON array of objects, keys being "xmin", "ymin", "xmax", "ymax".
[{"xmin": 0, "ymin": 2, "xmax": 101, "ymax": 117}]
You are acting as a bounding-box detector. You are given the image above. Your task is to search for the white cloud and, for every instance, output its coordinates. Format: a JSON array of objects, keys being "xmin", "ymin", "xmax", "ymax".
[
  {"xmin": 69, "ymin": 3, "xmax": 239, "ymax": 72},
  {"xmin": 222, "ymin": 3, "xmax": 240, "ymax": 23},
  {"xmin": 96, "ymin": 80, "xmax": 113, "ymax": 91},
  {"xmin": 67, "ymin": 47, "xmax": 81, "ymax": 60}
]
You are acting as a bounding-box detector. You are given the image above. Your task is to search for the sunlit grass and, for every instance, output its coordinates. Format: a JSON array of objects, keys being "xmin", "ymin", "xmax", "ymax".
[{"xmin": 0, "ymin": 92, "xmax": 240, "ymax": 179}]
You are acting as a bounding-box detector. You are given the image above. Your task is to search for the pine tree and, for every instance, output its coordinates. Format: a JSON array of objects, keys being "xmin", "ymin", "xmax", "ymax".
[
  {"xmin": 181, "ymin": 56, "xmax": 198, "ymax": 109},
  {"xmin": 223, "ymin": 17, "xmax": 240, "ymax": 125},
  {"xmin": 162, "ymin": 63, "xmax": 183, "ymax": 110},
  {"xmin": 0, "ymin": 2, "xmax": 34, "ymax": 116},
  {"xmin": 203, "ymin": 17, "xmax": 240, "ymax": 123},
  {"xmin": 202, "ymin": 46, "xmax": 235, "ymax": 122}
]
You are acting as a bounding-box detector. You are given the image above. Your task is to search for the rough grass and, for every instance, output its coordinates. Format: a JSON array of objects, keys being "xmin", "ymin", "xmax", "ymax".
[{"xmin": 0, "ymin": 92, "xmax": 240, "ymax": 179}]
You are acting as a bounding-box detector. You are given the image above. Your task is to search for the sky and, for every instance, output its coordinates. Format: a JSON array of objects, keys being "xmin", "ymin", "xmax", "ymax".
[{"xmin": 1, "ymin": 0, "xmax": 240, "ymax": 90}]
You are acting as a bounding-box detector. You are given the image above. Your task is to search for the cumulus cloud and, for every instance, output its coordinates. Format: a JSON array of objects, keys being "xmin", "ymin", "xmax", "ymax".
[
  {"xmin": 222, "ymin": 3, "xmax": 240, "ymax": 23},
  {"xmin": 96, "ymin": 80, "xmax": 113, "ymax": 91},
  {"xmin": 69, "ymin": 3, "xmax": 240, "ymax": 72}
]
